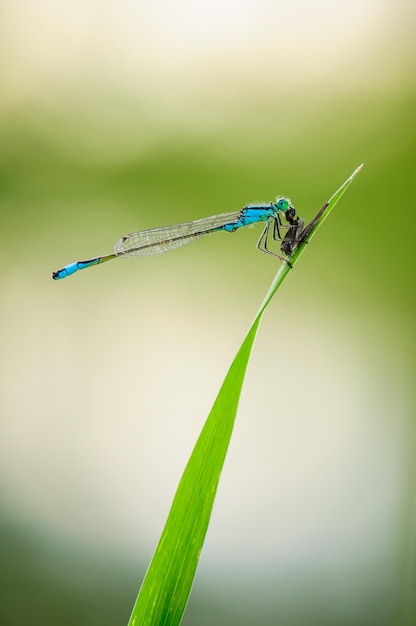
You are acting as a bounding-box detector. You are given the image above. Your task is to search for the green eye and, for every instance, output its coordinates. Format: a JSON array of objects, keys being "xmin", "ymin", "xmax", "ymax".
[{"xmin": 277, "ymin": 198, "xmax": 289, "ymax": 211}]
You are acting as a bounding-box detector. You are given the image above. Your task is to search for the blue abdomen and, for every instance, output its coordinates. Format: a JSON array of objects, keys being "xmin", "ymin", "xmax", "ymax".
[{"xmin": 52, "ymin": 258, "xmax": 99, "ymax": 280}]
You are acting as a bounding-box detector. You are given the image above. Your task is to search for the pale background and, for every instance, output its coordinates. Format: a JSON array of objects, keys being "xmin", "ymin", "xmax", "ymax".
[{"xmin": 0, "ymin": 1, "xmax": 414, "ymax": 624}]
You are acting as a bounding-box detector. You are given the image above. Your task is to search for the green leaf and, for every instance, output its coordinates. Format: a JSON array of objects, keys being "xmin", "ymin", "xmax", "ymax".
[{"xmin": 127, "ymin": 164, "xmax": 364, "ymax": 626}]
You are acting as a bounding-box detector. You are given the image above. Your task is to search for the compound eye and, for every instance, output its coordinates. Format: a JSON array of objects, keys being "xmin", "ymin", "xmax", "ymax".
[{"xmin": 277, "ymin": 198, "xmax": 289, "ymax": 211}]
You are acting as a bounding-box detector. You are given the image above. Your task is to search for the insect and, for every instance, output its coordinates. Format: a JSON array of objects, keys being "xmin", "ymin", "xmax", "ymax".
[
  {"xmin": 52, "ymin": 197, "xmax": 299, "ymax": 280},
  {"xmin": 279, "ymin": 206, "xmax": 305, "ymax": 257}
]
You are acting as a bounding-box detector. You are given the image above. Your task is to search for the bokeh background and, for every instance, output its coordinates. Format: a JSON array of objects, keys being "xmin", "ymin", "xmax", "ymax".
[{"xmin": 0, "ymin": 1, "xmax": 415, "ymax": 625}]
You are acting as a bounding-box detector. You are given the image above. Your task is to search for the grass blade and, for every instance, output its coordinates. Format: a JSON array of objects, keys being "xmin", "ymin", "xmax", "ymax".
[{"xmin": 127, "ymin": 164, "xmax": 364, "ymax": 626}]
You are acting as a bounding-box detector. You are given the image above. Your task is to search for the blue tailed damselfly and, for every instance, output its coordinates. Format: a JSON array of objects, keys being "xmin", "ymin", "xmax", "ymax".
[{"xmin": 52, "ymin": 197, "xmax": 299, "ymax": 280}]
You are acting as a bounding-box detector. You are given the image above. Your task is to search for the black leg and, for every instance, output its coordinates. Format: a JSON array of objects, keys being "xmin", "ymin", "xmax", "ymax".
[
  {"xmin": 257, "ymin": 221, "xmax": 288, "ymax": 262},
  {"xmin": 272, "ymin": 215, "xmax": 282, "ymax": 241}
]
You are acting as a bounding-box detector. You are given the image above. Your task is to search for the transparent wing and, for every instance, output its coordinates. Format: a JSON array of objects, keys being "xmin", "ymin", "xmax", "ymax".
[{"xmin": 114, "ymin": 211, "xmax": 242, "ymax": 257}]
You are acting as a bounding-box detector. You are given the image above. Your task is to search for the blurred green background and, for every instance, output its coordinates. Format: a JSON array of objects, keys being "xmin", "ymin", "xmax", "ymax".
[{"xmin": 0, "ymin": 1, "xmax": 415, "ymax": 625}]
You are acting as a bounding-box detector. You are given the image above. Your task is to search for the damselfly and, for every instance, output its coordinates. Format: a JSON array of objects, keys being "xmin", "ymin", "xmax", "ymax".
[{"xmin": 52, "ymin": 197, "xmax": 298, "ymax": 280}]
